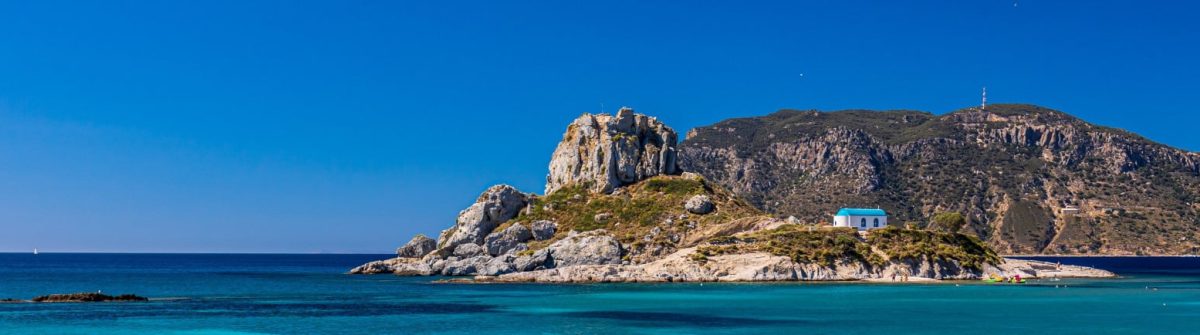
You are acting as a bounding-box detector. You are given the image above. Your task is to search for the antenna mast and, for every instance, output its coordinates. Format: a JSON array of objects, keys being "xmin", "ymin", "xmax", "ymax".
[{"xmin": 981, "ymin": 87, "xmax": 987, "ymax": 111}]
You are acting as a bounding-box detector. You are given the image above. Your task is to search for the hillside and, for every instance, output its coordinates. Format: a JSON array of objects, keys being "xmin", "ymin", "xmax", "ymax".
[
  {"xmin": 351, "ymin": 107, "xmax": 1113, "ymax": 282},
  {"xmin": 680, "ymin": 104, "xmax": 1200, "ymax": 255}
]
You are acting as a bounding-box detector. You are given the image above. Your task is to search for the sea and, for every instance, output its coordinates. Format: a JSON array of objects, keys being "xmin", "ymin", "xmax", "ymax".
[{"xmin": 1, "ymin": 254, "xmax": 1197, "ymax": 334}]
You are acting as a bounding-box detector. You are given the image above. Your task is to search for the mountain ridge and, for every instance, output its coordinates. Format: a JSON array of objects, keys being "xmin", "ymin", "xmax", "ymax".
[{"xmin": 680, "ymin": 103, "xmax": 1200, "ymax": 255}]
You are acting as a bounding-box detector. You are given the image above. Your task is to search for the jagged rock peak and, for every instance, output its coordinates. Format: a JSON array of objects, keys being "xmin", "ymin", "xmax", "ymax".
[{"xmin": 546, "ymin": 107, "xmax": 680, "ymax": 194}]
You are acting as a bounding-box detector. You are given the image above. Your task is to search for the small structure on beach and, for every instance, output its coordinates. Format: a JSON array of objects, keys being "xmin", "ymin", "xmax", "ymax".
[{"xmin": 832, "ymin": 208, "xmax": 888, "ymax": 231}]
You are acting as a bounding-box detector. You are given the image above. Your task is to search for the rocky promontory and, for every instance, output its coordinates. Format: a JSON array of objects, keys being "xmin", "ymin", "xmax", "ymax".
[{"xmin": 351, "ymin": 107, "xmax": 1116, "ymax": 282}]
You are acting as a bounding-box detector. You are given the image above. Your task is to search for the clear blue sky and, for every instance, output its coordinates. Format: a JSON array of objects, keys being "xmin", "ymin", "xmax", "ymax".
[{"xmin": 2, "ymin": 1, "xmax": 1197, "ymax": 253}]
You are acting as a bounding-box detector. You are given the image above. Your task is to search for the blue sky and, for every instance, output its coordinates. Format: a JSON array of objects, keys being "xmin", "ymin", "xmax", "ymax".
[{"xmin": 1, "ymin": 1, "xmax": 1197, "ymax": 253}]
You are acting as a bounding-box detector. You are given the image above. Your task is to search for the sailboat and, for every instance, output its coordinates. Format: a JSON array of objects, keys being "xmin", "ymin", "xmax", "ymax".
[{"xmin": 33, "ymin": 248, "xmax": 38, "ymax": 255}]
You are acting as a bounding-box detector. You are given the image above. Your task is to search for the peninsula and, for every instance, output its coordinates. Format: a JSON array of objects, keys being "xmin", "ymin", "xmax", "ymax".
[{"xmin": 352, "ymin": 107, "xmax": 1117, "ymax": 282}]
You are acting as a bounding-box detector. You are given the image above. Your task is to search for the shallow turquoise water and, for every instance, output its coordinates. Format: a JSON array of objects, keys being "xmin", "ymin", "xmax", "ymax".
[{"xmin": 1, "ymin": 254, "xmax": 1197, "ymax": 334}]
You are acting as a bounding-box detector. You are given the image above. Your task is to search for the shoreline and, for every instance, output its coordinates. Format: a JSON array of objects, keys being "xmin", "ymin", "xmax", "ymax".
[{"xmin": 434, "ymin": 256, "xmax": 1117, "ymax": 284}]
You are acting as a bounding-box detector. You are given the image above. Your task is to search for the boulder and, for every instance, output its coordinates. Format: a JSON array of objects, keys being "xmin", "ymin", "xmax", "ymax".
[
  {"xmin": 484, "ymin": 224, "xmax": 533, "ymax": 256},
  {"xmin": 684, "ymin": 195, "xmax": 714, "ymax": 214},
  {"xmin": 531, "ymin": 220, "xmax": 557, "ymax": 241},
  {"xmin": 479, "ymin": 255, "xmax": 517, "ymax": 276},
  {"xmin": 442, "ymin": 255, "xmax": 492, "ymax": 276},
  {"xmin": 349, "ymin": 260, "xmax": 395, "ymax": 274},
  {"xmin": 453, "ymin": 243, "xmax": 485, "ymax": 258},
  {"xmin": 546, "ymin": 230, "xmax": 623, "ymax": 267},
  {"xmin": 438, "ymin": 185, "xmax": 529, "ymax": 252},
  {"xmin": 396, "ymin": 234, "xmax": 437, "ymax": 258},
  {"xmin": 545, "ymin": 107, "xmax": 680, "ymax": 195},
  {"xmin": 514, "ymin": 249, "xmax": 552, "ymax": 272}
]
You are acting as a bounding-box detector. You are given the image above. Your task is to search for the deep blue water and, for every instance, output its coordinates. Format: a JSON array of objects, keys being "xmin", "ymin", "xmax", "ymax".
[{"xmin": 2, "ymin": 254, "xmax": 1198, "ymax": 334}]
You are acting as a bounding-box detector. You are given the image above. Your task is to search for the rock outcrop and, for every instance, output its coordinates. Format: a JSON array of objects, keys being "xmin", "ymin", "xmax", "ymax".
[
  {"xmin": 483, "ymin": 224, "xmax": 532, "ymax": 256},
  {"xmin": 395, "ymin": 235, "xmax": 436, "ymax": 258},
  {"xmin": 487, "ymin": 247, "xmax": 1114, "ymax": 283},
  {"xmin": 530, "ymin": 220, "xmax": 556, "ymax": 241},
  {"xmin": 544, "ymin": 230, "xmax": 623, "ymax": 267},
  {"xmin": 545, "ymin": 107, "xmax": 680, "ymax": 194},
  {"xmin": 437, "ymin": 185, "xmax": 529, "ymax": 253}
]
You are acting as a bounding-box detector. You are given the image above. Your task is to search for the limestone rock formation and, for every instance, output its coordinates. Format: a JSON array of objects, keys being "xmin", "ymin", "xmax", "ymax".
[
  {"xmin": 530, "ymin": 220, "xmax": 556, "ymax": 241},
  {"xmin": 395, "ymin": 234, "xmax": 436, "ymax": 258},
  {"xmin": 452, "ymin": 243, "xmax": 485, "ymax": 258},
  {"xmin": 484, "ymin": 224, "xmax": 533, "ymax": 256},
  {"xmin": 545, "ymin": 107, "xmax": 680, "ymax": 194},
  {"xmin": 487, "ymin": 247, "xmax": 1114, "ymax": 283},
  {"xmin": 684, "ymin": 195, "xmax": 714, "ymax": 214},
  {"xmin": 438, "ymin": 185, "xmax": 529, "ymax": 252},
  {"xmin": 545, "ymin": 230, "xmax": 623, "ymax": 267}
]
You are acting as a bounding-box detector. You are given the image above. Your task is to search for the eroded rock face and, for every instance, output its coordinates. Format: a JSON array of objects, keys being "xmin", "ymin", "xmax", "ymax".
[
  {"xmin": 438, "ymin": 185, "xmax": 529, "ymax": 252},
  {"xmin": 684, "ymin": 195, "xmax": 714, "ymax": 214},
  {"xmin": 396, "ymin": 235, "xmax": 436, "ymax": 258},
  {"xmin": 484, "ymin": 224, "xmax": 533, "ymax": 256},
  {"xmin": 546, "ymin": 107, "xmax": 680, "ymax": 194}
]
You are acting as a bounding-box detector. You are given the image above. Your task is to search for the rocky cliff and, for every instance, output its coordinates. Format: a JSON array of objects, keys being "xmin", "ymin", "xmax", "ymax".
[
  {"xmin": 680, "ymin": 104, "xmax": 1200, "ymax": 255},
  {"xmin": 545, "ymin": 107, "xmax": 679, "ymax": 194},
  {"xmin": 351, "ymin": 107, "xmax": 1114, "ymax": 281}
]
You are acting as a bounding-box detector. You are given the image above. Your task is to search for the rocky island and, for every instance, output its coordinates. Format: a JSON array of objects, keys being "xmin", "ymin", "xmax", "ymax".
[
  {"xmin": 351, "ymin": 107, "xmax": 1116, "ymax": 282},
  {"xmin": 0, "ymin": 293, "xmax": 150, "ymax": 303}
]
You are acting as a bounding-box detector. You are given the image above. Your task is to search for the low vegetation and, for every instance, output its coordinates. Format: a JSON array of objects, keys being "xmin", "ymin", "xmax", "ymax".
[
  {"xmin": 695, "ymin": 224, "xmax": 1001, "ymax": 270},
  {"xmin": 696, "ymin": 225, "xmax": 881, "ymax": 267},
  {"xmin": 498, "ymin": 175, "xmax": 763, "ymax": 262},
  {"xmin": 867, "ymin": 226, "xmax": 1001, "ymax": 270}
]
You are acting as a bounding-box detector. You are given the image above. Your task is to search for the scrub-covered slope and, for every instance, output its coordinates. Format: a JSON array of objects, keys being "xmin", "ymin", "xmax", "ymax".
[{"xmin": 681, "ymin": 104, "xmax": 1200, "ymax": 255}]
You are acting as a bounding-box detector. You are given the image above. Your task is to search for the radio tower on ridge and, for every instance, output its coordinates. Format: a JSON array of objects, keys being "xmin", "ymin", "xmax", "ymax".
[{"xmin": 981, "ymin": 86, "xmax": 987, "ymax": 111}]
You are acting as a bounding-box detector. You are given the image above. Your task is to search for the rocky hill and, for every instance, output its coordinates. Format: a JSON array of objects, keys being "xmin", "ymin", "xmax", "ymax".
[
  {"xmin": 351, "ymin": 107, "xmax": 1114, "ymax": 281},
  {"xmin": 680, "ymin": 104, "xmax": 1200, "ymax": 255}
]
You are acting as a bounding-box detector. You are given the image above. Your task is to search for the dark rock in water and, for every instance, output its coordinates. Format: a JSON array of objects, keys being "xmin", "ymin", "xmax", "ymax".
[
  {"xmin": 1, "ymin": 298, "xmax": 23, "ymax": 303},
  {"xmin": 31, "ymin": 293, "xmax": 148, "ymax": 303}
]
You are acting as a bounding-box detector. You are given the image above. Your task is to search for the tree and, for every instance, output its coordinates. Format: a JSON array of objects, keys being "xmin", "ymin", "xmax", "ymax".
[{"xmin": 929, "ymin": 212, "xmax": 967, "ymax": 232}]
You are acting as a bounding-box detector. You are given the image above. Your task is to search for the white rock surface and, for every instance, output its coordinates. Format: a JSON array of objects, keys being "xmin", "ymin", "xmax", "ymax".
[
  {"xmin": 545, "ymin": 107, "xmax": 679, "ymax": 194},
  {"xmin": 484, "ymin": 224, "xmax": 533, "ymax": 256},
  {"xmin": 438, "ymin": 185, "xmax": 529, "ymax": 252},
  {"xmin": 395, "ymin": 234, "xmax": 437, "ymax": 258},
  {"xmin": 684, "ymin": 195, "xmax": 714, "ymax": 214}
]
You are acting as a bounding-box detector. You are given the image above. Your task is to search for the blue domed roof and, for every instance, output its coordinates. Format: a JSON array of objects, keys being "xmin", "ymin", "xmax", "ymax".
[{"xmin": 835, "ymin": 208, "xmax": 886, "ymax": 216}]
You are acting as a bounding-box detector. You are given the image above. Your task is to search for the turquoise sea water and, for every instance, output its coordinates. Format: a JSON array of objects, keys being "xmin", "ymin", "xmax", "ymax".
[{"xmin": 1, "ymin": 254, "xmax": 1197, "ymax": 334}]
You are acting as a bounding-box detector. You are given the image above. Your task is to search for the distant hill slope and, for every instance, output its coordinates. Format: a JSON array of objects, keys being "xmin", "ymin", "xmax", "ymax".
[{"xmin": 680, "ymin": 104, "xmax": 1200, "ymax": 255}]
